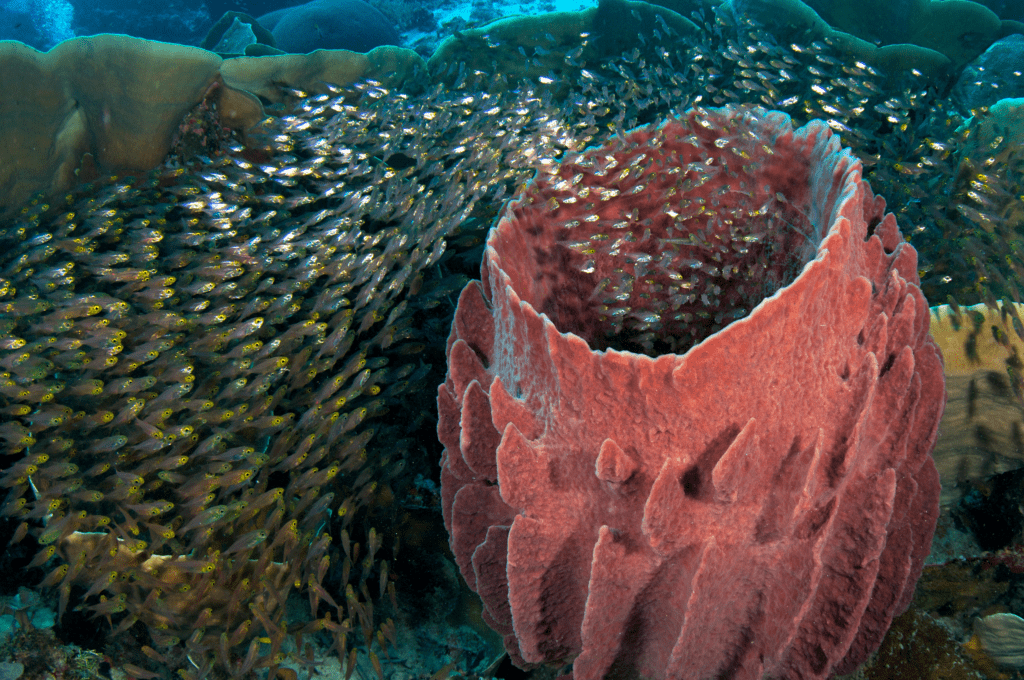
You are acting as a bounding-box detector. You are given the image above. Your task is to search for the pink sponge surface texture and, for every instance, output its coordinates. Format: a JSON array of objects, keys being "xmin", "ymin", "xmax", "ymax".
[{"xmin": 437, "ymin": 105, "xmax": 944, "ymax": 680}]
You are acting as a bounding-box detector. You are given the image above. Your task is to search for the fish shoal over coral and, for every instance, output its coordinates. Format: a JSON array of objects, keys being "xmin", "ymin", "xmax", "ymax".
[{"xmin": 0, "ymin": 67, "xmax": 595, "ymax": 676}]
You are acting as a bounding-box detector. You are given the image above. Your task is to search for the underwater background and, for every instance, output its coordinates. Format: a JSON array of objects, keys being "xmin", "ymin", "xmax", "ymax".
[{"xmin": 4, "ymin": 0, "xmax": 1024, "ymax": 678}]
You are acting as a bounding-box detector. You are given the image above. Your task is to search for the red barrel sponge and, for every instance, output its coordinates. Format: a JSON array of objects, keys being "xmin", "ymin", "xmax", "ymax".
[{"xmin": 437, "ymin": 105, "xmax": 944, "ymax": 680}]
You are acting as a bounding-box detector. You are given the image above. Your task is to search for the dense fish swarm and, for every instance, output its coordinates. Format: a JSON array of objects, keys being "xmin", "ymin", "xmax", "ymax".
[
  {"xmin": 508, "ymin": 105, "xmax": 819, "ymax": 356},
  {"xmin": 1, "ymin": 3, "xmax": 1023, "ymax": 677},
  {"xmin": 678, "ymin": 10, "xmax": 1024, "ymax": 388},
  {"xmin": 0, "ymin": 75, "xmax": 587, "ymax": 677}
]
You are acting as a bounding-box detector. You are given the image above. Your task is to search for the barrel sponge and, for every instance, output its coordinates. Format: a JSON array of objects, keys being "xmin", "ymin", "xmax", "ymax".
[{"xmin": 439, "ymin": 105, "xmax": 945, "ymax": 680}]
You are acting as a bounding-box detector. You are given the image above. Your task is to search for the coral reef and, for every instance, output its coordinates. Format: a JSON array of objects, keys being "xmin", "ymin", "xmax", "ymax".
[
  {"xmin": 793, "ymin": 0, "xmax": 1005, "ymax": 69},
  {"xmin": 3, "ymin": 0, "xmax": 1024, "ymax": 677},
  {"xmin": 0, "ymin": 626, "xmax": 105, "ymax": 680},
  {"xmin": 717, "ymin": 0, "xmax": 952, "ymax": 80},
  {"xmin": 952, "ymin": 35, "xmax": 1024, "ymax": 112},
  {"xmin": 915, "ymin": 560, "xmax": 1010, "ymax": 618},
  {"xmin": 0, "ymin": 36, "xmax": 261, "ymax": 221}
]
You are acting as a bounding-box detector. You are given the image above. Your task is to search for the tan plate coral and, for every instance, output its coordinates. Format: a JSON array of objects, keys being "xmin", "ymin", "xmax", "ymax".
[
  {"xmin": 0, "ymin": 35, "xmax": 426, "ymax": 220},
  {"xmin": 0, "ymin": 36, "xmax": 261, "ymax": 219}
]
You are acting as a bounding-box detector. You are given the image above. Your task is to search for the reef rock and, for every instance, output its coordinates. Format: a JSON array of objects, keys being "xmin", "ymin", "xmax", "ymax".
[
  {"xmin": 258, "ymin": 0, "xmax": 399, "ymax": 54},
  {"xmin": 953, "ymin": 34, "xmax": 1024, "ymax": 112}
]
